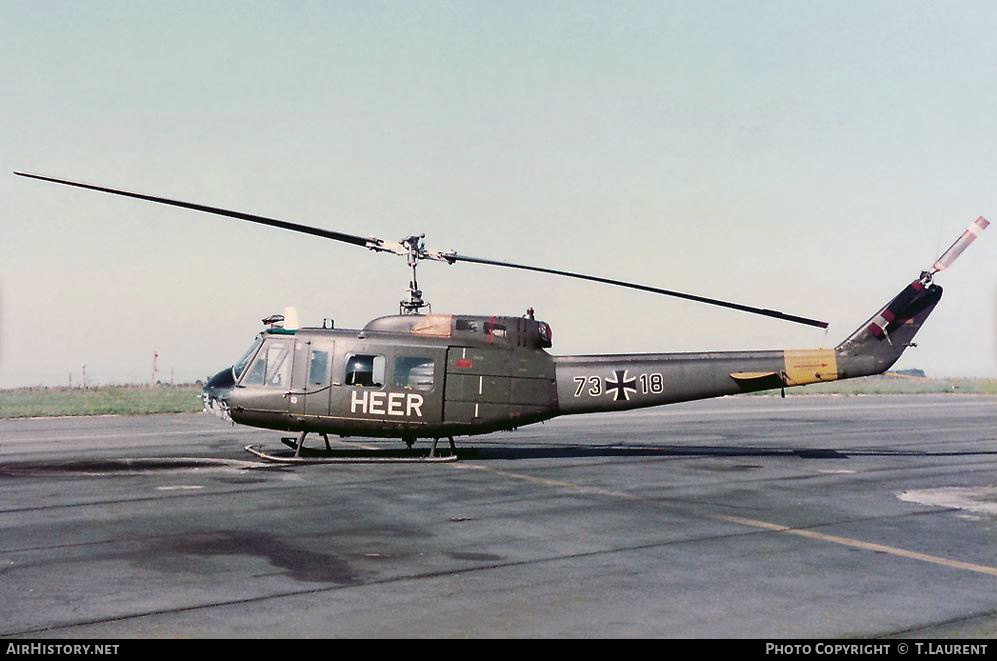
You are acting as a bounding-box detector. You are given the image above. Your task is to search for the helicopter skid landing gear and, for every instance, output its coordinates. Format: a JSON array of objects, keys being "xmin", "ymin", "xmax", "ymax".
[
  {"xmin": 280, "ymin": 431, "xmax": 332, "ymax": 457},
  {"xmin": 270, "ymin": 433, "xmax": 457, "ymax": 463},
  {"xmin": 245, "ymin": 444, "xmax": 457, "ymax": 464},
  {"xmin": 429, "ymin": 436, "xmax": 456, "ymax": 458}
]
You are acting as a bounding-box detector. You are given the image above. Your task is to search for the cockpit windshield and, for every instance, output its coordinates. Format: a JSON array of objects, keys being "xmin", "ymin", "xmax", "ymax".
[{"xmin": 232, "ymin": 334, "xmax": 264, "ymax": 380}]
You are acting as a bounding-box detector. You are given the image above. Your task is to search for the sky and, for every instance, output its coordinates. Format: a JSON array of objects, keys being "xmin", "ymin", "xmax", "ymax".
[{"xmin": 2, "ymin": 0, "xmax": 996, "ymax": 387}]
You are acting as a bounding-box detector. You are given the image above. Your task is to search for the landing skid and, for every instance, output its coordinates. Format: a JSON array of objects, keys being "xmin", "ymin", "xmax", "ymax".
[
  {"xmin": 244, "ymin": 438, "xmax": 458, "ymax": 464},
  {"xmin": 268, "ymin": 430, "xmax": 460, "ymax": 461},
  {"xmin": 283, "ymin": 431, "xmax": 333, "ymax": 458}
]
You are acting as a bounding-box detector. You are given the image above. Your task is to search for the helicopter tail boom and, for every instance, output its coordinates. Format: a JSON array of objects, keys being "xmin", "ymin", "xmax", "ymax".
[
  {"xmin": 553, "ymin": 216, "xmax": 987, "ymax": 416},
  {"xmin": 553, "ymin": 277, "xmax": 944, "ymax": 415}
]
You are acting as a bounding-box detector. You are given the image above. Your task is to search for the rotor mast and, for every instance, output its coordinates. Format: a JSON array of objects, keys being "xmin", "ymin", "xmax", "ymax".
[
  {"xmin": 400, "ymin": 234, "xmax": 431, "ymax": 314},
  {"xmin": 360, "ymin": 232, "xmax": 457, "ymax": 314}
]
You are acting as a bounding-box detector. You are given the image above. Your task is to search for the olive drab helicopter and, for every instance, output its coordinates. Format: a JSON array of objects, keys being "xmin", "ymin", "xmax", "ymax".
[{"xmin": 14, "ymin": 171, "xmax": 990, "ymax": 460}]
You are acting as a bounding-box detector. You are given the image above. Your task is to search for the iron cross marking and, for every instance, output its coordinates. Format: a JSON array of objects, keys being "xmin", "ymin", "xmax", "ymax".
[{"xmin": 605, "ymin": 369, "xmax": 638, "ymax": 402}]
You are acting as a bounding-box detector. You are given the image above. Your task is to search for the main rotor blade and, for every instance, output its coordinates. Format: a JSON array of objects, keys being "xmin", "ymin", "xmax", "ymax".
[
  {"xmin": 14, "ymin": 170, "xmax": 829, "ymax": 328},
  {"xmin": 448, "ymin": 253, "xmax": 829, "ymax": 329},
  {"xmin": 13, "ymin": 171, "xmax": 373, "ymax": 248}
]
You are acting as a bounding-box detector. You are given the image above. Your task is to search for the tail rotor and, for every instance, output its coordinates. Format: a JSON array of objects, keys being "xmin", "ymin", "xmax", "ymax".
[{"xmin": 926, "ymin": 216, "xmax": 989, "ymax": 281}]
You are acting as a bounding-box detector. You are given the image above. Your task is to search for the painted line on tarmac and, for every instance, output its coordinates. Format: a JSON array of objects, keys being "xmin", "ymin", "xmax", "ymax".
[
  {"xmin": 715, "ymin": 514, "xmax": 997, "ymax": 577},
  {"xmin": 456, "ymin": 463, "xmax": 997, "ymax": 578}
]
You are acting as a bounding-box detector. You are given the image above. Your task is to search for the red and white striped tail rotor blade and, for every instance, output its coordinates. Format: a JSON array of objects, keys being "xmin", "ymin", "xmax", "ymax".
[{"xmin": 932, "ymin": 216, "xmax": 990, "ymax": 273}]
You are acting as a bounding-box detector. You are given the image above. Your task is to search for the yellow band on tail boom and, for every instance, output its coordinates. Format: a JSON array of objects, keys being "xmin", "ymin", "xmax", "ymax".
[{"xmin": 783, "ymin": 349, "xmax": 838, "ymax": 386}]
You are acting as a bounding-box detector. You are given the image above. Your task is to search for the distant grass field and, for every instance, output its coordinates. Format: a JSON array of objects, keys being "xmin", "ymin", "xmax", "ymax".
[
  {"xmin": 0, "ymin": 385, "xmax": 203, "ymax": 418},
  {"xmin": 1, "ymin": 377, "xmax": 995, "ymax": 418}
]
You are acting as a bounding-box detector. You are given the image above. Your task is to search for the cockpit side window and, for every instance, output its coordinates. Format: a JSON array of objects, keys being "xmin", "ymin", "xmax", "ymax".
[
  {"xmin": 264, "ymin": 342, "xmax": 291, "ymax": 387},
  {"xmin": 242, "ymin": 356, "xmax": 266, "ymax": 386},
  {"xmin": 345, "ymin": 354, "xmax": 385, "ymax": 388},
  {"xmin": 240, "ymin": 339, "xmax": 291, "ymax": 387}
]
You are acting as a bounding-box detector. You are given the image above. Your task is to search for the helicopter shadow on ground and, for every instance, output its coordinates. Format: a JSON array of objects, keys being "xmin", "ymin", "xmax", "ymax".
[
  {"xmin": 4, "ymin": 447, "xmax": 995, "ymax": 475},
  {"xmin": 462, "ymin": 445, "xmax": 847, "ymax": 461},
  {"xmin": 272, "ymin": 443, "xmax": 997, "ymax": 463},
  {"xmin": 459, "ymin": 445, "xmax": 997, "ymax": 461}
]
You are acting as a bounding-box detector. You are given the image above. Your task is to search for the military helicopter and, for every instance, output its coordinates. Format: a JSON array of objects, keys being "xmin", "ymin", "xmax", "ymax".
[{"xmin": 14, "ymin": 171, "xmax": 989, "ymax": 460}]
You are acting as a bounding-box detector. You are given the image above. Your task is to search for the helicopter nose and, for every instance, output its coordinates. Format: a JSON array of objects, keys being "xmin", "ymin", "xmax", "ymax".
[{"xmin": 202, "ymin": 367, "xmax": 235, "ymax": 420}]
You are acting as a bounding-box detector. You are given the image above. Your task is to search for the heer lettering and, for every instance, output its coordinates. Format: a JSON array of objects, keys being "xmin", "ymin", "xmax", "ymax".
[{"xmin": 351, "ymin": 390, "xmax": 424, "ymax": 417}]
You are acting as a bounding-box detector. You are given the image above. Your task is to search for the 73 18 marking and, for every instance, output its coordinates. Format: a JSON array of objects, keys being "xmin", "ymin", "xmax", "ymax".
[{"xmin": 573, "ymin": 371, "xmax": 664, "ymax": 400}]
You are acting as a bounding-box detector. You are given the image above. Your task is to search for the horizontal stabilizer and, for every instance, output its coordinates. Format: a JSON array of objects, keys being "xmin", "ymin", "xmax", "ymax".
[
  {"xmin": 729, "ymin": 370, "xmax": 785, "ymax": 392},
  {"xmin": 730, "ymin": 371, "xmax": 779, "ymax": 381}
]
